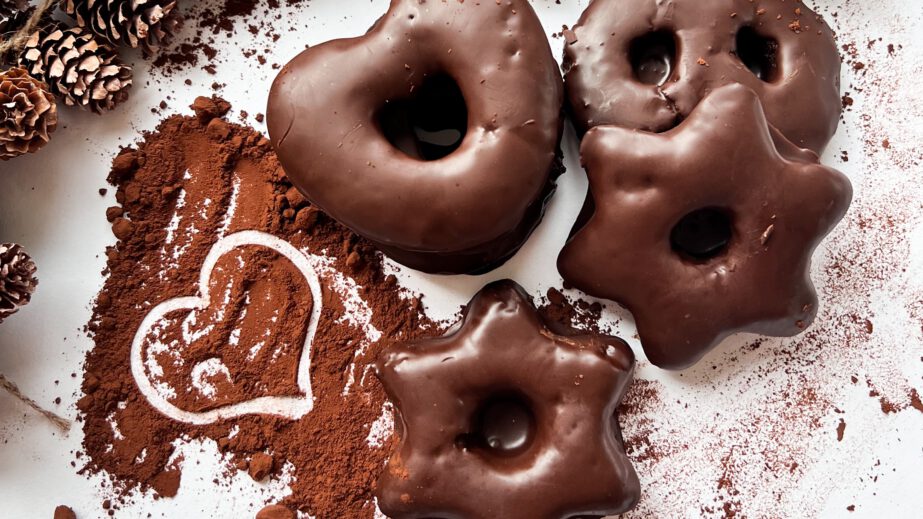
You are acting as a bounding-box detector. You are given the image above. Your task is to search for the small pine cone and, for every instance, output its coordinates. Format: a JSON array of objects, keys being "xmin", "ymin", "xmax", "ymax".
[
  {"xmin": 19, "ymin": 25, "xmax": 132, "ymax": 114},
  {"xmin": 0, "ymin": 67, "xmax": 57, "ymax": 160},
  {"xmin": 61, "ymin": 0, "xmax": 180, "ymax": 53},
  {"xmin": 0, "ymin": 243, "xmax": 38, "ymax": 324}
]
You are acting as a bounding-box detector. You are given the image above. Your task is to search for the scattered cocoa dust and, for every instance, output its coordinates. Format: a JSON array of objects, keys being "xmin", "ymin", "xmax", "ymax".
[
  {"xmin": 617, "ymin": 379, "xmax": 667, "ymax": 466},
  {"xmin": 152, "ymin": 0, "xmax": 312, "ymax": 77},
  {"xmin": 78, "ymin": 97, "xmax": 437, "ymax": 518}
]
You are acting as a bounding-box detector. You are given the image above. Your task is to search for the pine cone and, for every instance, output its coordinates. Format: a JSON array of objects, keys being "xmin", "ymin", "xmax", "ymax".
[
  {"xmin": 19, "ymin": 25, "xmax": 132, "ymax": 114},
  {"xmin": 61, "ymin": 0, "xmax": 180, "ymax": 53},
  {"xmin": 0, "ymin": 243, "xmax": 38, "ymax": 323},
  {"xmin": 0, "ymin": 67, "xmax": 57, "ymax": 160}
]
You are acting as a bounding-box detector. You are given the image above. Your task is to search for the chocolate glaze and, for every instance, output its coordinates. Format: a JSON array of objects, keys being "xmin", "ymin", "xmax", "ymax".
[
  {"xmin": 558, "ymin": 84, "xmax": 853, "ymax": 370},
  {"xmin": 267, "ymin": 0, "xmax": 564, "ymax": 275},
  {"xmin": 564, "ymin": 0, "xmax": 841, "ymax": 153},
  {"xmin": 375, "ymin": 280, "xmax": 640, "ymax": 519}
]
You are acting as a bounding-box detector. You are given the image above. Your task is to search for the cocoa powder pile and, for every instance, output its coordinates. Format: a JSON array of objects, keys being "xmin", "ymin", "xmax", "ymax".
[{"xmin": 79, "ymin": 97, "xmax": 437, "ymax": 518}]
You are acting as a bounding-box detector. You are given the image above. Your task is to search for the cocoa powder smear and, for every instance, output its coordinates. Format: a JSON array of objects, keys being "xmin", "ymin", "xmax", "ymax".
[{"xmin": 80, "ymin": 97, "xmax": 437, "ymax": 518}]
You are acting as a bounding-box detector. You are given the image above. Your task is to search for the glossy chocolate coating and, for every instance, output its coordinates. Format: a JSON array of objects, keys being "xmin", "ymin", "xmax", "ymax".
[
  {"xmin": 267, "ymin": 0, "xmax": 564, "ymax": 275},
  {"xmin": 375, "ymin": 280, "xmax": 640, "ymax": 519},
  {"xmin": 558, "ymin": 84, "xmax": 853, "ymax": 370},
  {"xmin": 564, "ymin": 0, "xmax": 842, "ymax": 153}
]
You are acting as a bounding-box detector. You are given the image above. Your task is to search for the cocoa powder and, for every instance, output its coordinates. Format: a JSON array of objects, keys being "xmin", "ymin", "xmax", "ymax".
[{"xmin": 79, "ymin": 97, "xmax": 436, "ymax": 518}]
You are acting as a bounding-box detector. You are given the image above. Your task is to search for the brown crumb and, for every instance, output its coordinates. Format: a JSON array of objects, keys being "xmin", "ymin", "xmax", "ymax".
[
  {"xmin": 256, "ymin": 505, "xmax": 294, "ymax": 519},
  {"xmin": 191, "ymin": 96, "xmax": 231, "ymax": 124},
  {"xmin": 54, "ymin": 506, "xmax": 77, "ymax": 519},
  {"xmin": 248, "ymin": 452, "xmax": 274, "ymax": 481},
  {"xmin": 151, "ymin": 469, "xmax": 181, "ymax": 498},
  {"xmin": 111, "ymin": 218, "xmax": 134, "ymax": 241}
]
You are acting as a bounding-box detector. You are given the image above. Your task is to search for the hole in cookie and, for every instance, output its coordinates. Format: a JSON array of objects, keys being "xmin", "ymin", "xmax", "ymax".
[
  {"xmin": 378, "ymin": 73, "xmax": 468, "ymax": 161},
  {"xmin": 629, "ymin": 30, "xmax": 677, "ymax": 86},
  {"xmin": 456, "ymin": 393, "xmax": 535, "ymax": 457},
  {"xmin": 735, "ymin": 26, "xmax": 780, "ymax": 82},
  {"xmin": 670, "ymin": 208, "xmax": 734, "ymax": 262}
]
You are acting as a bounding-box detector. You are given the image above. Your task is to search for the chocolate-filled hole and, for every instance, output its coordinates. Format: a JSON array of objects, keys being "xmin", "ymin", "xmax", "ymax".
[
  {"xmin": 455, "ymin": 393, "xmax": 536, "ymax": 457},
  {"xmin": 629, "ymin": 30, "xmax": 677, "ymax": 86},
  {"xmin": 378, "ymin": 73, "xmax": 468, "ymax": 161},
  {"xmin": 735, "ymin": 26, "xmax": 780, "ymax": 82},
  {"xmin": 670, "ymin": 208, "xmax": 734, "ymax": 262}
]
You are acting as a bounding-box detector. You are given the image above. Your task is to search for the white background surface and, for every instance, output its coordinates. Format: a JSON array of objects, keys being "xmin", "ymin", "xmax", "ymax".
[{"xmin": 1, "ymin": 1, "xmax": 921, "ymax": 518}]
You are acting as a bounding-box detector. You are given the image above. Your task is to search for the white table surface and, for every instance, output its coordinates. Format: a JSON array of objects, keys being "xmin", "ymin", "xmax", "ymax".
[{"xmin": 1, "ymin": 1, "xmax": 921, "ymax": 518}]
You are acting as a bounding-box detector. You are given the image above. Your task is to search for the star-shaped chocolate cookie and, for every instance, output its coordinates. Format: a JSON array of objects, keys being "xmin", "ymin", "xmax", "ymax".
[
  {"xmin": 558, "ymin": 84, "xmax": 853, "ymax": 370},
  {"xmin": 375, "ymin": 280, "xmax": 640, "ymax": 519}
]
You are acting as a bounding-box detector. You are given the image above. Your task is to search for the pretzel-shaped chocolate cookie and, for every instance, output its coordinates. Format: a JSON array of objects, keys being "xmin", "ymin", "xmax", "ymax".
[
  {"xmin": 268, "ymin": 0, "xmax": 564, "ymax": 275},
  {"xmin": 564, "ymin": 0, "xmax": 841, "ymax": 153}
]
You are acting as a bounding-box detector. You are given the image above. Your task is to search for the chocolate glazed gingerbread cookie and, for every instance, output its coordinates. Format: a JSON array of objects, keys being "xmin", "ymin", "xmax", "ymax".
[
  {"xmin": 564, "ymin": 0, "xmax": 841, "ymax": 153},
  {"xmin": 558, "ymin": 84, "xmax": 853, "ymax": 370},
  {"xmin": 375, "ymin": 280, "xmax": 640, "ymax": 519},
  {"xmin": 267, "ymin": 0, "xmax": 564, "ymax": 275}
]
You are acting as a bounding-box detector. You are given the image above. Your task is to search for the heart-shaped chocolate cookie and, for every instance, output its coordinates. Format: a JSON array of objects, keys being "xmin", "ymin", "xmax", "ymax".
[{"xmin": 267, "ymin": 0, "xmax": 564, "ymax": 275}]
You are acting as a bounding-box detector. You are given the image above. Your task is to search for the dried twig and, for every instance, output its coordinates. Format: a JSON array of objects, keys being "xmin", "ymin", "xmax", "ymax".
[
  {"xmin": 0, "ymin": 0, "xmax": 56, "ymax": 56},
  {"xmin": 0, "ymin": 372, "xmax": 70, "ymax": 433}
]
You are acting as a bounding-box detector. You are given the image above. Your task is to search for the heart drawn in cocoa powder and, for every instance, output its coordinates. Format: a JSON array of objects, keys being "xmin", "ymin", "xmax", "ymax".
[{"xmin": 130, "ymin": 231, "xmax": 323, "ymax": 425}]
